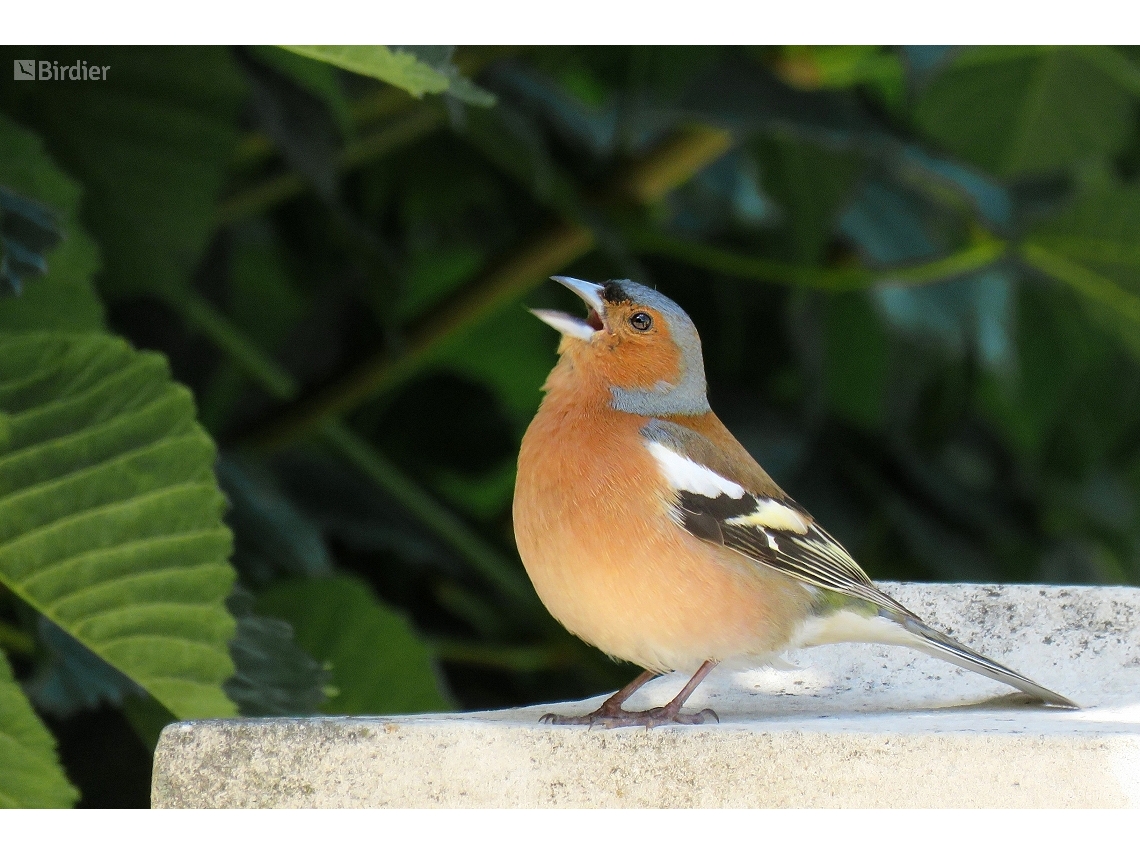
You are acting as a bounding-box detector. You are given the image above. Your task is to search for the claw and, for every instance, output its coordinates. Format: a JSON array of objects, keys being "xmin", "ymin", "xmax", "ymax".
[{"xmin": 539, "ymin": 704, "xmax": 720, "ymax": 729}]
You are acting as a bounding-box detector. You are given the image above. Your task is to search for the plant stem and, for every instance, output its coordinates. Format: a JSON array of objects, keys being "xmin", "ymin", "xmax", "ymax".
[
  {"xmin": 1020, "ymin": 242, "xmax": 1140, "ymax": 325},
  {"xmin": 629, "ymin": 229, "xmax": 1008, "ymax": 291},
  {"xmin": 1019, "ymin": 241, "xmax": 1140, "ymax": 356},
  {"xmin": 161, "ymin": 283, "xmax": 297, "ymax": 399}
]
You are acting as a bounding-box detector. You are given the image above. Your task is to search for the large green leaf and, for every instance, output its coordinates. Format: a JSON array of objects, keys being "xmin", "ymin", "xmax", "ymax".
[
  {"xmin": 0, "ymin": 114, "xmax": 103, "ymax": 332},
  {"xmin": 915, "ymin": 47, "xmax": 1138, "ymax": 178},
  {"xmin": 0, "ymin": 333, "xmax": 238, "ymax": 720},
  {"xmin": 1021, "ymin": 184, "xmax": 1140, "ymax": 359},
  {"xmin": 0, "ymin": 648, "xmax": 78, "ymax": 808},
  {"xmin": 257, "ymin": 575, "xmax": 450, "ymax": 714}
]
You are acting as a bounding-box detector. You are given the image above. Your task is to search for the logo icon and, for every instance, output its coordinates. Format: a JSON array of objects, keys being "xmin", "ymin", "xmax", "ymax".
[{"xmin": 14, "ymin": 60, "xmax": 35, "ymax": 81}]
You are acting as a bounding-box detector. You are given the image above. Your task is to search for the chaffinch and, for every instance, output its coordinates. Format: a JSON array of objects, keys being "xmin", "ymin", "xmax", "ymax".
[{"xmin": 513, "ymin": 276, "xmax": 1076, "ymax": 727}]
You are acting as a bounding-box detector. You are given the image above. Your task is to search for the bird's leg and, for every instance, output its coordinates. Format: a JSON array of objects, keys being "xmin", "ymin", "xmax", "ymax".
[
  {"xmin": 540, "ymin": 661, "xmax": 720, "ymax": 728},
  {"xmin": 650, "ymin": 659, "xmax": 720, "ymax": 724}
]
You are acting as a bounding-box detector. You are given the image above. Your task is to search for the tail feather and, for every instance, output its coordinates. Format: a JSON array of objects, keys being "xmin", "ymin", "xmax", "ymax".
[{"xmin": 897, "ymin": 614, "xmax": 1078, "ymax": 709}]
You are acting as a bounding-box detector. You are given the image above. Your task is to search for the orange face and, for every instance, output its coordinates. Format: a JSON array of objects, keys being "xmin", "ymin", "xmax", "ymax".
[{"xmin": 567, "ymin": 298, "xmax": 686, "ymax": 393}]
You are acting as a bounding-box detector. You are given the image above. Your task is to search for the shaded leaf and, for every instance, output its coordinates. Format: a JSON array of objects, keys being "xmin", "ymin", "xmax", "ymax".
[
  {"xmin": 899, "ymin": 46, "xmax": 957, "ymax": 87},
  {"xmin": 432, "ymin": 459, "xmax": 517, "ymax": 522},
  {"xmin": 896, "ymin": 146, "xmax": 1013, "ymax": 230},
  {"xmin": 9, "ymin": 47, "xmax": 245, "ymax": 301},
  {"xmin": 978, "ymin": 283, "xmax": 1119, "ymax": 458},
  {"xmin": 223, "ymin": 588, "xmax": 328, "ymax": 716},
  {"xmin": 874, "ymin": 271, "xmax": 1015, "ymax": 368},
  {"xmin": 916, "ymin": 47, "xmax": 1138, "ymax": 178},
  {"xmin": 774, "ymin": 46, "xmax": 906, "ymax": 111},
  {"xmin": 397, "ymin": 244, "xmax": 484, "ymax": 324},
  {"xmin": 196, "ymin": 227, "xmax": 309, "ymax": 431},
  {"xmin": 485, "ymin": 64, "xmax": 619, "ymax": 156},
  {"xmin": 0, "ymin": 186, "xmax": 60, "ymax": 296},
  {"xmin": 681, "ymin": 59, "xmax": 888, "ymax": 149},
  {"xmin": 274, "ymin": 453, "xmax": 463, "ymax": 573},
  {"xmin": 250, "ymin": 46, "xmax": 354, "ymax": 135},
  {"xmin": 669, "ymin": 149, "xmax": 777, "ymax": 236},
  {"xmin": 1026, "ymin": 182, "xmax": 1140, "ymax": 291},
  {"xmin": 257, "ymin": 575, "xmax": 450, "ymax": 715},
  {"xmin": 0, "ymin": 114, "xmax": 102, "ymax": 331},
  {"xmin": 218, "ymin": 456, "xmax": 334, "ymax": 587},
  {"xmin": 24, "ymin": 617, "xmax": 145, "ymax": 717},
  {"xmin": 839, "ymin": 177, "xmax": 938, "ymax": 263},
  {"xmin": 0, "ymin": 648, "xmax": 78, "ymax": 808},
  {"xmin": 0, "ymin": 333, "xmax": 238, "ymax": 720},
  {"xmin": 235, "ymin": 48, "xmax": 343, "ymax": 205}
]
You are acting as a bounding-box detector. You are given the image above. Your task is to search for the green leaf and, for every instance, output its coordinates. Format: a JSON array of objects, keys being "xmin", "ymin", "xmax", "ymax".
[
  {"xmin": 1021, "ymin": 183, "xmax": 1140, "ymax": 359},
  {"xmin": 257, "ymin": 575, "xmax": 451, "ymax": 714},
  {"xmin": 281, "ymin": 46, "xmax": 450, "ymax": 97},
  {"xmin": 281, "ymin": 46, "xmax": 496, "ymax": 107},
  {"xmin": 9, "ymin": 47, "xmax": 245, "ymax": 301},
  {"xmin": 0, "ymin": 114, "xmax": 103, "ymax": 331},
  {"xmin": 915, "ymin": 46, "xmax": 1138, "ymax": 178},
  {"xmin": 0, "ymin": 333, "xmax": 238, "ymax": 720},
  {"xmin": 0, "ymin": 648, "xmax": 78, "ymax": 808}
]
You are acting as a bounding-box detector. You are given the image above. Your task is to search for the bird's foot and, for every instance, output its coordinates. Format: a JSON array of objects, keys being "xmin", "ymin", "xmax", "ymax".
[{"xmin": 540, "ymin": 704, "xmax": 719, "ymax": 729}]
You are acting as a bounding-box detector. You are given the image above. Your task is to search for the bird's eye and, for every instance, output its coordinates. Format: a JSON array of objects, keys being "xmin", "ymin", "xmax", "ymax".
[{"xmin": 629, "ymin": 312, "xmax": 653, "ymax": 331}]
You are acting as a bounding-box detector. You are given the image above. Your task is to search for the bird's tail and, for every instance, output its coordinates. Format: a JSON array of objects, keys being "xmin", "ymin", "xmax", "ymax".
[{"xmin": 892, "ymin": 612, "xmax": 1078, "ymax": 709}]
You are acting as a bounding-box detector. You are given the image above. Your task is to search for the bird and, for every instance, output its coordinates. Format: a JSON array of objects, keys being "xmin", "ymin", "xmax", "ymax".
[{"xmin": 512, "ymin": 275, "xmax": 1076, "ymax": 728}]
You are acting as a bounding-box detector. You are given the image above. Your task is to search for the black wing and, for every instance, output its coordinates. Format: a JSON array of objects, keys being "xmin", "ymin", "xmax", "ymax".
[{"xmin": 675, "ymin": 489, "xmax": 917, "ymax": 618}]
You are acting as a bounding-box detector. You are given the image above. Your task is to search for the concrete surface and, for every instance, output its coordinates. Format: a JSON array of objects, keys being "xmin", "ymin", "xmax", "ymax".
[{"xmin": 152, "ymin": 583, "xmax": 1140, "ymax": 808}]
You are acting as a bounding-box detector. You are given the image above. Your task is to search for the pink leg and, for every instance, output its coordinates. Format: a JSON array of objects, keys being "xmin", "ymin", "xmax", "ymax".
[{"xmin": 541, "ymin": 660, "xmax": 720, "ymax": 728}]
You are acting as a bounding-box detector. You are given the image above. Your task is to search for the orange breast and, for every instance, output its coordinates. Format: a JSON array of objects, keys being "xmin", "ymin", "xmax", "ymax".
[{"xmin": 512, "ymin": 389, "xmax": 812, "ymax": 673}]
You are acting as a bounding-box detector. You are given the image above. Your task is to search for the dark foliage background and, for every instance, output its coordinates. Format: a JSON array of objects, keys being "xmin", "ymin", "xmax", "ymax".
[{"xmin": 3, "ymin": 45, "xmax": 1140, "ymax": 806}]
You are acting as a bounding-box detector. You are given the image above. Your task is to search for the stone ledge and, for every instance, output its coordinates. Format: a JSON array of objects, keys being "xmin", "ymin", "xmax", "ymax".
[{"xmin": 152, "ymin": 583, "xmax": 1140, "ymax": 808}]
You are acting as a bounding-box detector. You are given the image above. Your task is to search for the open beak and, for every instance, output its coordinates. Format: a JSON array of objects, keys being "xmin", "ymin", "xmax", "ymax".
[{"xmin": 529, "ymin": 276, "xmax": 606, "ymax": 341}]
